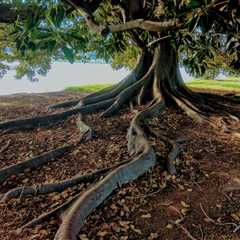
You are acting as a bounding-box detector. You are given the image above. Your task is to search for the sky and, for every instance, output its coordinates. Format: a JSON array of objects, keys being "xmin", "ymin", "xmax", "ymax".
[{"xmin": 0, "ymin": 62, "xmax": 193, "ymax": 96}]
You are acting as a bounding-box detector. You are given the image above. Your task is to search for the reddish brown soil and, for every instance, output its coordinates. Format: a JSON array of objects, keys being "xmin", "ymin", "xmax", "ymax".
[{"xmin": 0, "ymin": 92, "xmax": 239, "ymax": 240}]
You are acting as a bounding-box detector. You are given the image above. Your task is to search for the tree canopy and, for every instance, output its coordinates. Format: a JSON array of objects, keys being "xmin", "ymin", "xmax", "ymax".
[{"xmin": 0, "ymin": 0, "xmax": 239, "ymax": 80}]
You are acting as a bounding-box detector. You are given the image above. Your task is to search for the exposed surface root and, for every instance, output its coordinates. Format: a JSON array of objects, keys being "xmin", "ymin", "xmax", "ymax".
[
  {"xmin": 55, "ymin": 148, "xmax": 156, "ymax": 240},
  {"xmin": 49, "ymin": 100, "xmax": 80, "ymax": 110},
  {"xmin": 0, "ymin": 92, "xmax": 239, "ymax": 240},
  {"xmin": 102, "ymin": 50, "xmax": 158, "ymax": 118},
  {"xmin": 53, "ymin": 99, "xmax": 166, "ymax": 240},
  {"xmin": 0, "ymin": 139, "xmax": 11, "ymax": 153},
  {"xmin": 0, "ymin": 108, "xmax": 79, "ymax": 131},
  {"xmin": 17, "ymin": 193, "xmax": 82, "ymax": 232},
  {"xmin": 101, "ymin": 80, "xmax": 143, "ymax": 117},
  {"xmin": 76, "ymin": 114, "xmax": 94, "ymax": 142},
  {"xmin": 81, "ymin": 51, "xmax": 151, "ymax": 106},
  {"xmin": 0, "ymin": 145, "xmax": 72, "ymax": 183},
  {"xmin": 166, "ymin": 139, "xmax": 182, "ymax": 175},
  {"xmin": 0, "ymin": 98, "xmax": 113, "ymax": 131},
  {"xmin": 147, "ymin": 126, "xmax": 184, "ymax": 174},
  {"xmin": 102, "ymin": 69, "xmax": 154, "ymax": 118},
  {"xmin": 1, "ymin": 159, "xmax": 130, "ymax": 202}
]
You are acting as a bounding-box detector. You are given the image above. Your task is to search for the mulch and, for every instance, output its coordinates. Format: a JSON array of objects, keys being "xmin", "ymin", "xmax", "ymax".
[{"xmin": 0, "ymin": 92, "xmax": 239, "ymax": 240}]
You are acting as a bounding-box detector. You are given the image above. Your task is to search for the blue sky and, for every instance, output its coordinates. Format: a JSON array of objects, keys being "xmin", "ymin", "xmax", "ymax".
[{"xmin": 0, "ymin": 62, "xmax": 193, "ymax": 95}]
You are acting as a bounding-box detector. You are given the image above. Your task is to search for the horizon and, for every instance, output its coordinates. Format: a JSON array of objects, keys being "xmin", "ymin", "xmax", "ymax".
[{"xmin": 0, "ymin": 62, "xmax": 193, "ymax": 96}]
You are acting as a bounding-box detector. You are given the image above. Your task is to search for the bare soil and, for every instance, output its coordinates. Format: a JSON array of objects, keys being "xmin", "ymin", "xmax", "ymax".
[{"xmin": 0, "ymin": 91, "xmax": 239, "ymax": 240}]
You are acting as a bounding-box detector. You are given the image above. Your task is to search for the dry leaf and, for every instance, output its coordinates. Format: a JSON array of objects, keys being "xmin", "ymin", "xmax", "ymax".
[
  {"xmin": 166, "ymin": 223, "xmax": 173, "ymax": 229},
  {"xmin": 120, "ymin": 236, "xmax": 128, "ymax": 240},
  {"xmin": 231, "ymin": 213, "xmax": 240, "ymax": 221},
  {"xmin": 130, "ymin": 224, "xmax": 142, "ymax": 234},
  {"xmin": 79, "ymin": 234, "xmax": 89, "ymax": 240},
  {"xmin": 141, "ymin": 213, "xmax": 151, "ymax": 218},
  {"xmin": 97, "ymin": 231, "xmax": 108, "ymax": 237},
  {"xmin": 148, "ymin": 232, "xmax": 159, "ymax": 239},
  {"xmin": 181, "ymin": 208, "xmax": 189, "ymax": 215},
  {"xmin": 180, "ymin": 201, "xmax": 190, "ymax": 208}
]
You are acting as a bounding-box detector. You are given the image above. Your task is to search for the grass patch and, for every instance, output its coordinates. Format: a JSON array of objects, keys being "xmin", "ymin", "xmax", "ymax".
[
  {"xmin": 65, "ymin": 79, "xmax": 240, "ymax": 94},
  {"xmin": 65, "ymin": 84, "xmax": 113, "ymax": 93},
  {"xmin": 187, "ymin": 78, "xmax": 240, "ymax": 92}
]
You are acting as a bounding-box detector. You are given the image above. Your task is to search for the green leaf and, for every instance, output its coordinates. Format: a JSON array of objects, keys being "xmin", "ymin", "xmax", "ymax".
[
  {"xmin": 47, "ymin": 40, "xmax": 57, "ymax": 52},
  {"xmin": 187, "ymin": 0, "xmax": 202, "ymax": 9},
  {"xmin": 31, "ymin": 31, "xmax": 50, "ymax": 40},
  {"xmin": 62, "ymin": 46, "xmax": 74, "ymax": 63}
]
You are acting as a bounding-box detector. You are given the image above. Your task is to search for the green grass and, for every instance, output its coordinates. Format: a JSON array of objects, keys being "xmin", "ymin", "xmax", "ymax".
[
  {"xmin": 65, "ymin": 78, "xmax": 240, "ymax": 94},
  {"xmin": 65, "ymin": 83, "xmax": 113, "ymax": 93},
  {"xmin": 187, "ymin": 78, "xmax": 240, "ymax": 92}
]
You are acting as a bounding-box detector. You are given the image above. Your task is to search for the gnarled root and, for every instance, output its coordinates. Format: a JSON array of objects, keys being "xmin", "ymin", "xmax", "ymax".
[
  {"xmin": 76, "ymin": 114, "xmax": 94, "ymax": 142},
  {"xmin": 53, "ymin": 99, "xmax": 166, "ymax": 240},
  {"xmin": 165, "ymin": 139, "xmax": 182, "ymax": 175},
  {"xmin": 1, "ymin": 159, "xmax": 131, "ymax": 202},
  {"xmin": 101, "ymin": 77, "xmax": 147, "ymax": 117},
  {"xmin": 17, "ymin": 193, "xmax": 82, "ymax": 233},
  {"xmin": 0, "ymin": 99, "xmax": 113, "ymax": 131},
  {"xmin": 0, "ymin": 145, "xmax": 72, "ymax": 184},
  {"xmin": 81, "ymin": 51, "xmax": 152, "ymax": 106},
  {"xmin": 102, "ymin": 49, "xmax": 159, "ymax": 117},
  {"xmin": 49, "ymin": 100, "xmax": 80, "ymax": 110},
  {"xmin": 147, "ymin": 124, "xmax": 186, "ymax": 175},
  {"xmin": 54, "ymin": 148, "xmax": 156, "ymax": 240},
  {"xmin": 0, "ymin": 52, "xmax": 153, "ymax": 132},
  {"xmin": 46, "ymin": 51, "xmax": 151, "ymax": 114}
]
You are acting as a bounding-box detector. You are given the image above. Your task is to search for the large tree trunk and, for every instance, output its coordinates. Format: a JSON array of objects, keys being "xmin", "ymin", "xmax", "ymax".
[{"xmin": 148, "ymin": 40, "xmax": 239, "ymax": 122}]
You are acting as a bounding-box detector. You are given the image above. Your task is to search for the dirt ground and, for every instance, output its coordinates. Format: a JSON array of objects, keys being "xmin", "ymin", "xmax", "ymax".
[{"xmin": 0, "ymin": 91, "xmax": 239, "ymax": 240}]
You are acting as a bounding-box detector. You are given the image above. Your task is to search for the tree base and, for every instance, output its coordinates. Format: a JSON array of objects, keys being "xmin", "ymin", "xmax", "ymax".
[
  {"xmin": 0, "ymin": 92, "xmax": 239, "ymax": 239},
  {"xmin": 0, "ymin": 45, "xmax": 239, "ymax": 239}
]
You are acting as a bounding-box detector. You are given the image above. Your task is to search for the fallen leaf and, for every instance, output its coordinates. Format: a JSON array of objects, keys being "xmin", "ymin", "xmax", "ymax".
[
  {"xmin": 79, "ymin": 234, "xmax": 89, "ymax": 240},
  {"xmin": 166, "ymin": 223, "xmax": 173, "ymax": 229},
  {"xmin": 148, "ymin": 232, "xmax": 159, "ymax": 239},
  {"xmin": 120, "ymin": 236, "xmax": 128, "ymax": 240},
  {"xmin": 97, "ymin": 231, "xmax": 108, "ymax": 237},
  {"xmin": 141, "ymin": 213, "xmax": 151, "ymax": 218},
  {"xmin": 180, "ymin": 201, "xmax": 190, "ymax": 208},
  {"xmin": 231, "ymin": 213, "xmax": 240, "ymax": 221}
]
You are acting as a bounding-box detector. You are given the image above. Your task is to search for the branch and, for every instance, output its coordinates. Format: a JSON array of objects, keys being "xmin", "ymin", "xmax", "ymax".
[
  {"xmin": 85, "ymin": 16, "xmax": 181, "ymax": 35},
  {"xmin": 0, "ymin": 4, "xmax": 24, "ymax": 23},
  {"xmin": 109, "ymin": 19, "xmax": 181, "ymax": 32}
]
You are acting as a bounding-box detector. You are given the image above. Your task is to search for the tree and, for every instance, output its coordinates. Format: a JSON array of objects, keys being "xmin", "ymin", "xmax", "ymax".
[
  {"xmin": 0, "ymin": 17, "xmax": 52, "ymax": 81},
  {"xmin": 0, "ymin": 1, "xmax": 239, "ymax": 239}
]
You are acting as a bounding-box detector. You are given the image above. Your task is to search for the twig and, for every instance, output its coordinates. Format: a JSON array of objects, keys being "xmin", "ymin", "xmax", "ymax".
[
  {"xmin": 147, "ymin": 35, "xmax": 171, "ymax": 47},
  {"xmin": 0, "ymin": 139, "xmax": 11, "ymax": 153},
  {"xmin": 200, "ymin": 203, "xmax": 240, "ymax": 233},
  {"xmin": 170, "ymin": 220, "xmax": 197, "ymax": 240},
  {"xmin": 192, "ymin": 224, "xmax": 204, "ymax": 240}
]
